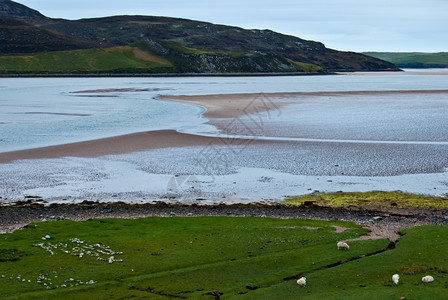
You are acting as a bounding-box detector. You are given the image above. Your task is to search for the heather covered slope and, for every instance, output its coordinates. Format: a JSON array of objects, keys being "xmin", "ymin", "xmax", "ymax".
[{"xmin": 0, "ymin": 0, "xmax": 399, "ymax": 73}]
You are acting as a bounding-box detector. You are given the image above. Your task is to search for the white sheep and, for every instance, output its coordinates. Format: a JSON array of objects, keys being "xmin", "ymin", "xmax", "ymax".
[
  {"xmin": 392, "ymin": 274, "xmax": 400, "ymax": 285},
  {"xmin": 422, "ymin": 275, "xmax": 434, "ymax": 283},
  {"xmin": 297, "ymin": 277, "xmax": 306, "ymax": 286},
  {"xmin": 337, "ymin": 241, "xmax": 350, "ymax": 250}
]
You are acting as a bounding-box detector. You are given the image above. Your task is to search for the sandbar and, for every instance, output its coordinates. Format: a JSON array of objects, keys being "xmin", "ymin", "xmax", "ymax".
[
  {"xmin": 0, "ymin": 130, "xmax": 261, "ymax": 163},
  {"xmin": 160, "ymin": 89, "xmax": 448, "ymax": 119}
]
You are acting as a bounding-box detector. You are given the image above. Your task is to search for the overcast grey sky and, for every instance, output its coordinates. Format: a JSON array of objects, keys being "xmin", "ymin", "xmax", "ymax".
[{"xmin": 17, "ymin": 0, "xmax": 447, "ymax": 52}]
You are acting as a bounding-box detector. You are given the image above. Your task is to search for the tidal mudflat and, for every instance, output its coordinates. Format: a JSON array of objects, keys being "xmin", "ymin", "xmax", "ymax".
[{"xmin": 0, "ymin": 71, "xmax": 447, "ymax": 205}]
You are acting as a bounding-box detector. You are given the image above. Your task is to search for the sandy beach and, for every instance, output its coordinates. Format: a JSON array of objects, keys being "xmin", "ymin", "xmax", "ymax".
[{"xmin": 2, "ymin": 89, "xmax": 448, "ymax": 163}]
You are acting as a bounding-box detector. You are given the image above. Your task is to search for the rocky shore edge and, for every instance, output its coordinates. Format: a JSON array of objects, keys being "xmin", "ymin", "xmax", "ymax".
[{"xmin": 1, "ymin": 202, "xmax": 447, "ymax": 241}]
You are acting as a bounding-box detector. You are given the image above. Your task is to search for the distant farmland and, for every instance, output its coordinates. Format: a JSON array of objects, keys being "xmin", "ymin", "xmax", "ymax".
[{"xmin": 364, "ymin": 52, "xmax": 448, "ymax": 68}]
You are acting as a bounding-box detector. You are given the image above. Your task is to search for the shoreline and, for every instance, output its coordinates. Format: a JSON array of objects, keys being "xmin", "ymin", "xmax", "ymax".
[
  {"xmin": 1, "ymin": 202, "xmax": 447, "ymax": 240},
  {"xmin": 0, "ymin": 72, "xmax": 331, "ymax": 78}
]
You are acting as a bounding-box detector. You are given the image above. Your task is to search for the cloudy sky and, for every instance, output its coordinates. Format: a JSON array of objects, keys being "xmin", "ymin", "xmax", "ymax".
[{"xmin": 17, "ymin": 0, "xmax": 447, "ymax": 52}]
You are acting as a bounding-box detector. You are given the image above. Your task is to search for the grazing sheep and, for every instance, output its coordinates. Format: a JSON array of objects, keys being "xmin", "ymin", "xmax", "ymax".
[
  {"xmin": 392, "ymin": 274, "xmax": 400, "ymax": 285},
  {"xmin": 422, "ymin": 275, "xmax": 434, "ymax": 283},
  {"xmin": 297, "ymin": 277, "xmax": 306, "ymax": 286},
  {"xmin": 337, "ymin": 241, "xmax": 350, "ymax": 250}
]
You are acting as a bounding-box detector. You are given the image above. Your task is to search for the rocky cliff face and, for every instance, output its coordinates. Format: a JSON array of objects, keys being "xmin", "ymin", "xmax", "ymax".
[{"xmin": 0, "ymin": 0, "xmax": 399, "ymax": 73}]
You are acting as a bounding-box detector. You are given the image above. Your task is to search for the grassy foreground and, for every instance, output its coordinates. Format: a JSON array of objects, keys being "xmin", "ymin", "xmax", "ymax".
[
  {"xmin": 285, "ymin": 191, "xmax": 448, "ymax": 209},
  {"xmin": 0, "ymin": 217, "xmax": 446, "ymax": 299}
]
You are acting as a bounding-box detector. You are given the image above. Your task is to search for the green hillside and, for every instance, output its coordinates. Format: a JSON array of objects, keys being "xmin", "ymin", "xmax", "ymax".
[
  {"xmin": 364, "ymin": 52, "xmax": 448, "ymax": 68},
  {"xmin": 0, "ymin": 45, "xmax": 175, "ymax": 74},
  {"xmin": 0, "ymin": 0, "xmax": 399, "ymax": 73},
  {"xmin": 0, "ymin": 42, "xmax": 326, "ymax": 74}
]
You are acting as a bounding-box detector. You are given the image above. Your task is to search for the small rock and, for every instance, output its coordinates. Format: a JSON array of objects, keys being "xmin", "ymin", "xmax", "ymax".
[{"xmin": 45, "ymin": 235, "xmax": 51, "ymax": 239}]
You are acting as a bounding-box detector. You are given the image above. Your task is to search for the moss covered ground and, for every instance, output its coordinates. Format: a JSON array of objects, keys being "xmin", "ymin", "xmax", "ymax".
[{"xmin": 285, "ymin": 191, "xmax": 448, "ymax": 209}]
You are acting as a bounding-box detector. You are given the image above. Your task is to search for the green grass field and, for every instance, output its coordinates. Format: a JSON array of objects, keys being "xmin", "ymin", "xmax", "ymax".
[
  {"xmin": 0, "ymin": 46, "xmax": 175, "ymax": 74},
  {"xmin": 0, "ymin": 216, "xmax": 447, "ymax": 299},
  {"xmin": 363, "ymin": 52, "xmax": 448, "ymax": 68}
]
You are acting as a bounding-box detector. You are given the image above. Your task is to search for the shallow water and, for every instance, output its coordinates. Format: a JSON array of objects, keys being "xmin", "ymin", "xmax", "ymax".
[
  {"xmin": 0, "ymin": 71, "xmax": 447, "ymax": 203},
  {"xmin": 1, "ymin": 72, "xmax": 448, "ymax": 152}
]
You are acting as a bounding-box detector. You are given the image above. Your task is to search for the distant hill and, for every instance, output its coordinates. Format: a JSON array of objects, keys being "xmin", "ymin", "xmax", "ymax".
[
  {"xmin": 363, "ymin": 52, "xmax": 448, "ymax": 68},
  {"xmin": 0, "ymin": 0, "xmax": 48, "ymax": 24},
  {"xmin": 0, "ymin": 0, "xmax": 399, "ymax": 74}
]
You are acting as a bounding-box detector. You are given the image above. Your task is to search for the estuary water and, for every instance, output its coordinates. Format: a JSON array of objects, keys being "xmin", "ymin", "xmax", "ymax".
[
  {"xmin": 0, "ymin": 70, "xmax": 447, "ymax": 204},
  {"xmin": 1, "ymin": 70, "xmax": 448, "ymax": 152}
]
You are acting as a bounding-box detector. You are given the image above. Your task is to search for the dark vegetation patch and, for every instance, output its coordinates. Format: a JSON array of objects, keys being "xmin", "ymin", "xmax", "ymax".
[{"xmin": 0, "ymin": 248, "xmax": 27, "ymax": 262}]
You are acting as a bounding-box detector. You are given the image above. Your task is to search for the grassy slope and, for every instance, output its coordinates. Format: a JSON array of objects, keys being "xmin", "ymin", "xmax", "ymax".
[
  {"xmin": 0, "ymin": 217, "xmax": 446, "ymax": 299},
  {"xmin": 364, "ymin": 52, "xmax": 448, "ymax": 68},
  {"xmin": 0, "ymin": 45, "xmax": 174, "ymax": 74},
  {"xmin": 285, "ymin": 191, "xmax": 448, "ymax": 209},
  {"xmin": 242, "ymin": 225, "xmax": 448, "ymax": 300},
  {"xmin": 0, "ymin": 39, "xmax": 325, "ymax": 74},
  {"xmin": 1, "ymin": 217, "xmax": 383, "ymax": 299}
]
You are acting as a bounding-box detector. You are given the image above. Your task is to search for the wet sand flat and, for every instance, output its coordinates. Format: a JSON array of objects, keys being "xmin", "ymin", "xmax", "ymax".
[
  {"xmin": 2, "ymin": 89, "xmax": 448, "ymax": 164},
  {"xmin": 160, "ymin": 89, "xmax": 448, "ymax": 119},
  {"xmin": 0, "ymin": 130, "xmax": 235, "ymax": 163},
  {"xmin": 1, "ymin": 85, "xmax": 448, "ymax": 204}
]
